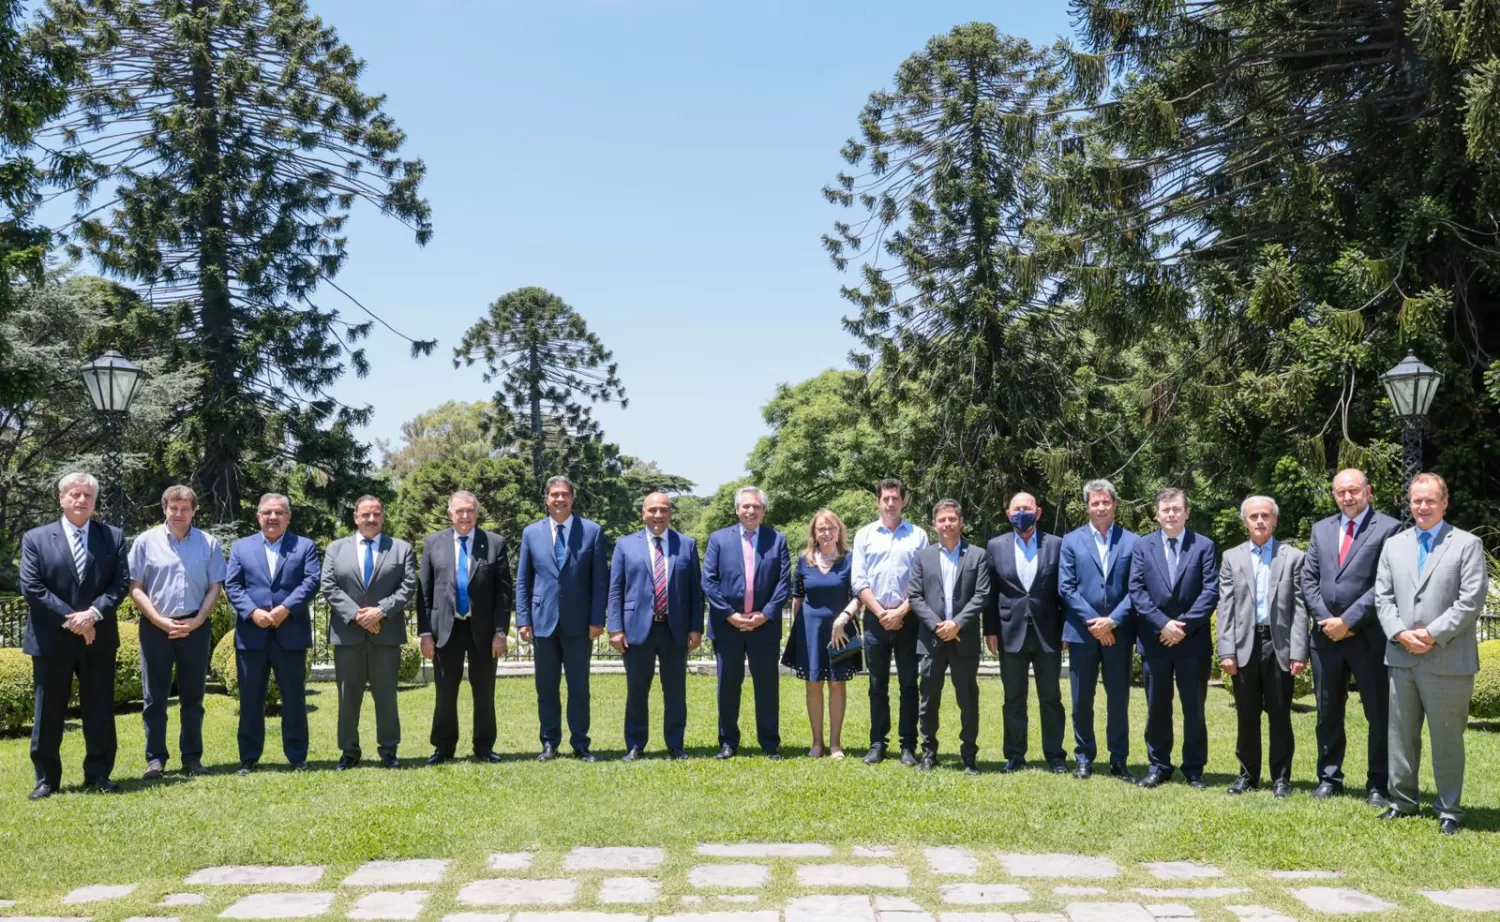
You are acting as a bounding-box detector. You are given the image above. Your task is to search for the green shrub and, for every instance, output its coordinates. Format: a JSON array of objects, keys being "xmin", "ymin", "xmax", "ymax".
[
  {"xmin": 0, "ymin": 648, "xmax": 31, "ymax": 733},
  {"xmin": 208, "ymin": 597, "xmax": 236, "ymax": 649},
  {"xmin": 1471, "ymin": 639, "xmax": 1500, "ymax": 719},
  {"xmin": 398, "ymin": 640, "xmax": 424, "ymax": 684},
  {"xmin": 211, "ymin": 630, "xmax": 308, "ymax": 709},
  {"xmin": 113, "ymin": 621, "xmax": 143, "ymax": 705}
]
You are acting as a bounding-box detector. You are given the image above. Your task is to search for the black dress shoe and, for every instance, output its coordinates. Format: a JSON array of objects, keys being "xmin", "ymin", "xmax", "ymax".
[
  {"xmin": 918, "ymin": 753, "xmax": 936, "ymax": 772},
  {"xmin": 764, "ymin": 750, "xmax": 782, "ymax": 761},
  {"xmin": 1109, "ymin": 762, "xmax": 1137, "ymax": 783},
  {"xmin": 1311, "ymin": 781, "xmax": 1342, "ymax": 799},
  {"xmin": 143, "ymin": 760, "xmax": 165, "ymax": 780},
  {"xmin": 380, "ymin": 755, "xmax": 400, "ymax": 769},
  {"xmin": 899, "ymin": 749, "xmax": 919, "ymax": 767},
  {"xmin": 1048, "ymin": 760, "xmax": 1069, "ymax": 774},
  {"xmin": 335, "ymin": 755, "xmax": 360, "ymax": 771},
  {"xmin": 668, "ymin": 749, "xmax": 689, "ymax": 760},
  {"xmin": 999, "ymin": 759, "xmax": 1026, "ymax": 774},
  {"xmin": 476, "ymin": 751, "xmax": 503, "ymax": 763},
  {"xmin": 28, "ymin": 782, "xmax": 53, "ymax": 801},
  {"xmin": 538, "ymin": 744, "xmax": 559, "ymax": 762},
  {"xmin": 863, "ymin": 745, "xmax": 885, "ymax": 765},
  {"xmin": 1138, "ymin": 769, "xmax": 1170, "ymax": 789},
  {"xmin": 716, "ymin": 744, "xmax": 736, "ymax": 760},
  {"xmin": 573, "ymin": 749, "xmax": 598, "ymax": 763},
  {"xmin": 1440, "ymin": 818, "xmax": 1461, "ymax": 836},
  {"xmin": 1378, "ymin": 807, "xmax": 1414, "ymax": 821},
  {"xmin": 86, "ymin": 777, "xmax": 120, "ymax": 793},
  {"xmin": 622, "ymin": 748, "xmax": 645, "ymax": 763},
  {"xmin": 1227, "ymin": 777, "xmax": 1258, "ymax": 795},
  {"xmin": 289, "ymin": 761, "xmax": 310, "ymax": 772},
  {"xmin": 1073, "ymin": 761, "xmax": 1093, "ymax": 779},
  {"xmin": 426, "ymin": 752, "xmax": 453, "ymax": 766},
  {"xmin": 235, "ymin": 761, "xmax": 255, "ymax": 775},
  {"xmin": 961, "ymin": 759, "xmax": 980, "ymax": 776},
  {"xmin": 1185, "ymin": 776, "xmax": 1207, "ymax": 790},
  {"xmin": 1273, "ymin": 780, "xmax": 1293, "ymax": 799},
  {"xmin": 184, "ymin": 761, "xmax": 210, "ymax": 776},
  {"xmin": 1367, "ymin": 790, "xmax": 1392, "ymax": 809}
]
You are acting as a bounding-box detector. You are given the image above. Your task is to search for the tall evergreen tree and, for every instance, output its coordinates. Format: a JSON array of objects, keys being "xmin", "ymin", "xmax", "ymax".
[{"xmin": 38, "ymin": 0, "xmax": 433, "ymax": 524}]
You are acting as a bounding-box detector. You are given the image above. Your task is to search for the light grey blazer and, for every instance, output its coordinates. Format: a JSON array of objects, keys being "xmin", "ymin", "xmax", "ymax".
[
  {"xmin": 321, "ymin": 533, "xmax": 416, "ymax": 646},
  {"xmin": 1216, "ymin": 539, "xmax": 1309, "ymax": 671},
  {"xmin": 1375, "ymin": 524, "xmax": 1488, "ymax": 675}
]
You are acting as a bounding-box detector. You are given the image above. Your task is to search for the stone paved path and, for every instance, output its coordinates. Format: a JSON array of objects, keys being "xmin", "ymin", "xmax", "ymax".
[{"xmin": 6, "ymin": 845, "xmax": 1483, "ymax": 922}]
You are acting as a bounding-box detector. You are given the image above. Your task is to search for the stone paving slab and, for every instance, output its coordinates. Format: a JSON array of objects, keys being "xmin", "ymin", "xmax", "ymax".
[
  {"xmin": 1130, "ymin": 889, "xmax": 1249, "ymax": 899},
  {"xmin": 925, "ymin": 848, "xmax": 979, "ymax": 876},
  {"xmin": 939, "ymin": 915, "xmax": 1024, "ymax": 922},
  {"xmin": 796, "ymin": 865, "xmax": 911, "ymax": 889},
  {"xmin": 190, "ymin": 868, "xmax": 325, "ymax": 887},
  {"xmin": 1143, "ymin": 863, "xmax": 1222, "ymax": 881},
  {"xmin": 488, "ymin": 854, "xmax": 534, "ymax": 871},
  {"xmin": 939, "ymin": 885, "xmax": 1030, "ymax": 906},
  {"xmin": 1418, "ymin": 889, "xmax": 1500, "ymax": 911},
  {"xmin": 854, "ymin": 847, "xmax": 897, "ymax": 859},
  {"xmin": 563, "ymin": 849, "xmax": 665, "ymax": 872},
  {"xmin": 442, "ymin": 915, "xmax": 511, "ymax": 922},
  {"xmin": 1289, "ymin": 888, "xmax": 1395, "ymax": 914},
  {"xmin": 696, "ymin": 844, "xmax": 832, "ymax": 858},
  {"xmin": 875, "ymin": 898, "xmax": 926, "ymax": 912},
  {"xmin": 652, "ymin": 913, "xmax": 778, "ymax": 922},
  {"xmin": 510, "ymin": 915, "xmax": 646, "ymax": 922},
  {"xmin": 597, "ymin": 879, "xmax": 660, "ymax": 904},
  {"xmin": 688, "ymin": 866, "xmax": 767, "ymax": 889},
  {"xmin": 0, "ymin": 902, "xmax": 16, "ymax": 910},
  {"xmin": 785, "ymin": 895, "xmax": 876, "ymax": 922},
  {"xmin": 219, "ymin": 893, "xmax": 336, "ymax": 919},
  {"xmin": 1266, "ymin": 871, "xmax": 1341, "ymax": 880},
  {"xmin": 998, "ymin": 855, "xmax": 1119, "ymax": 879},
  {"xmin": 123, "ymin": 916, "xmax": 178, "ymax": 922},
  {"xmin": 347, "ymin": 892, "xmax": 428, "ymax": 920},
  {"xmin": 160, "ymin": 895, "xmax": 207, "ymax": 907},
  {"xmin": 1066, "ymin": 904, "xmax": 1155, "ymax": 922},
  {"xmin": 344, "ymin": 861, "xmax": 448, "ymax": 886},
  {"xmin": 1225, "ymin": 908, "xmax": 1297, "ymax": 922},
  {"xmin": 62, "ymin": 886, "xmax": 138, "ymax": 904},
  {"xmin": 877, "ymin": 913, "xmax": 934, "ymax": 922},
  {"xmin": 1052, "ymin": 888, "xmax": 1106, "ymax": 897},
  {"xmin": 1143, "ymin": 906, "xmax": 1196, "ymax": 918},
  {"xmin": 2, "ymin": 918, "xmax": 92, "ymax": 922},
  {"xmin": 455, "ymin": 880, "xmax": 579, "ymax": 907},
  {"xmin": 1014, "ymin": 915, "xmax": 1067, "ymax": 922}
]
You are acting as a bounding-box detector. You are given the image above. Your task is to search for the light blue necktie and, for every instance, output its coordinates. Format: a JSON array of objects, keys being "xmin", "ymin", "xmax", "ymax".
[
  {"xmin": 1418, "ymin": 531, "xmax": 1432, "ymax": 576},
  {"xmin": 362, "ymin": 538, "xmax": 375, "ymax": 586},
  {"xmin": 554, "ymin": 523, "xmax": 567, "ymax": 569},
  {"xmin": 1166, "ymin": 536, "xmax": 1179, "ymax": 584},
  {"xmin": 456, "ymin": 535, "xmax": 470, "ymax": 617}
]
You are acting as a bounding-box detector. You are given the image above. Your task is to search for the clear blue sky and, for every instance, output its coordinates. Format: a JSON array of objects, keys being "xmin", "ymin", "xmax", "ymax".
[{"xmin": 313, "ymin": 0, "xmax": 1074, "ymax": 494}]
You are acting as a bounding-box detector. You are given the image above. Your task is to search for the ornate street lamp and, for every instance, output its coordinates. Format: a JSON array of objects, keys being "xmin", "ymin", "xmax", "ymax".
[
  {"xmin": 1379, "ymin": 352, "xmax": 1443, "ymax": 523},
  {"xmin": 79, "ymin": 350, "xmax": 145, "ymax": 526}
]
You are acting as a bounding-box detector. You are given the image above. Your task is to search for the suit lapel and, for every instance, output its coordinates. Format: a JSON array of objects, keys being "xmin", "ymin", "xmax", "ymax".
[
  {"xmin": 51, "ymin": 523, "xmax": 80, "ymax": 592},
  {"xmin": 468, "ymin": 530, "xmax": 486, "ymax": 585},
  {"xmin": 541, "ymin": 521, "xmax": 562, "ymax": 577},
  {"xmin": 995, "ymin": 534, "xmax": 1018, "ymax": 589},
  {"xmin": 1414, "ymin": 526, "xmax": 1452, "ymax": 592},
  {"xmin": 363, "ymin": 535, "xmax": 394, "ymax": 589},
  {"xmin": 1268, "ymin": 540, "xmax": 1286, "ymax": 587},
  {"xmin": 1337, "ymin": 511, "xmax": 1374, "ymax": 573},
  {"xmin": 1168, "ymin": 531, "xmax": 1192, "ymax": 589}
]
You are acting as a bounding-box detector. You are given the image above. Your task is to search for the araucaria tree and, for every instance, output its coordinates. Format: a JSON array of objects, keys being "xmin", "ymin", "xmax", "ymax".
[
  {"xmin": 39, "ymin": 0, "xmax": 432, "ymax": 523},
  {"xmin": 454, "ymin": 286, "xmax": 626, "ymax": 493}
]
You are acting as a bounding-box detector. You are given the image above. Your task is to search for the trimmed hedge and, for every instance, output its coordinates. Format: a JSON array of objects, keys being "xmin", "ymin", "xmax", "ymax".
[
  {"xmin": 0, "ymin": 648, "xmax": 31, "ymax": 733},
  {"xmin": 1471, "ymin": 639, "xmax": 1500, "ymax": 719},
  {"xmin": 113, "ymin": 621, "xmax": 143, "ymax": 704},
  {"xmin": 399, "ymin": 640, "xmax": 423, "ymax": 684}
]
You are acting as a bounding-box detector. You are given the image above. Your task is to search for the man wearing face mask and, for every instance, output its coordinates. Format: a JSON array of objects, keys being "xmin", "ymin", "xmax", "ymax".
[{"xmin": 984, "ymin": 492, "xmax": 1067, "ymax": 774}]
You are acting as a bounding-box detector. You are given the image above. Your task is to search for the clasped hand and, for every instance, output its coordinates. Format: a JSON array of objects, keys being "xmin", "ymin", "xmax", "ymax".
[
  {"xmin": 1398, "ymin": 627, "xmax": 1435, "ymax": 655},
  {"xmin": 935, "ymin": 619, "xmax": 960, "ymax": 642},
  {"xmin": 354, "ymin": 606, "xmax": 384, "ymax": 632},
  {"xmin": 1158, "ymin": 619, "xmax": 1186, "ymax": 646},
  {"xmin": 64, "ymin": 611, "xmax": 96, "ymax": 645},
  {"xmin": 728, "ymin": 611, "xmax": 767, "ymax": 632},
  {"xmin": 1087, "ymin": 616, "xmax": 1116, "ymax": 647}
]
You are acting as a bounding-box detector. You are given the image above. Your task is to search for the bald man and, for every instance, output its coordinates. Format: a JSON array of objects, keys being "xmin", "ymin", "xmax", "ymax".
[{"xmin": 985, "ymin": 492, "xmax": 1067, "ymax": 773}]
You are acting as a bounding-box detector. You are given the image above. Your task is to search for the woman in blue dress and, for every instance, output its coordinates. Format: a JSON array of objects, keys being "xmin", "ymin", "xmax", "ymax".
[{"xmin": 781, "ymin": 508, "xmax": 862, "ymax": 758}]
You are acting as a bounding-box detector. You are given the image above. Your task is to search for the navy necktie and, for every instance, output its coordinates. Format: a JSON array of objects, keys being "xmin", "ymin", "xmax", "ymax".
[
  {"xmin": 362, "ymin": 538, "xmax": 375, "ymax": 586},
  {"xmin": 1167, "ymin": 536, "xmax": 1180, "ymax": 584},
  {"xmin": 554, "ymin": 523, "xmax": 567, "ymax": 569}
]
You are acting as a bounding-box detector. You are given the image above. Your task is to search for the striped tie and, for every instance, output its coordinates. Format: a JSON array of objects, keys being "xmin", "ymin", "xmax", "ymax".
[
  {"xmin": 652, "ymin": 536, "xmax": 668, "ymax": 620},
  {"xmin": 72, "ymin": 526, "xmax": 87, "ymax": 582}
]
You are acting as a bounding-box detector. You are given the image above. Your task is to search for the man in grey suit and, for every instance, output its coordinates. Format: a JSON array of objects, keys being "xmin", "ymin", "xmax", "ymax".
[
  {"xmin": 1217, "ymin": 496, "xmax": 1308, "ymax": 798},
  {"xmin": 322, "ymin": 495, "xmax": 416, "ymax": 769},
  {"xmin": 908, "ymin": 498, "xmax": 992, "ymax": 775},
  {"xmin": 1375, "ymin": 472, "xmax": 1487, "ymax": 834}
]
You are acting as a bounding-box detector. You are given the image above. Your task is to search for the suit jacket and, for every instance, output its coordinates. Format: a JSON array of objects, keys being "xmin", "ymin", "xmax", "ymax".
[
  {"xmin": 1375, "ymin": 524, "xmax": 1488, "ymax": 675},
  {"xmin": 1216, "ymin": 540, "xmax": 1309, "ymax": 671},
  {"xmin": 1301, "ymin": 508, "xmax": 1404, "ymax": 653},
  {"xmin": 225, "ymin": 532, "xmax": 321, "ymax": 651},
  {"xmin": 515, "ymin": 516, "xmax": 607, "ymax": 638},
  {"xmin": 19, "ymin": 520, "xmax": 128, "ymax": 656},
  {"xmin": 907, "ymin": 542, "xmax": 992, "ymax": 657},
  {"xmin": 607, "ymin": 528, "xmax": 705, "ymax": 646},
  {"xmin": 321, "ymin": 533, "xmax": 416, "ymax": 646},
  {"xmin": 418, "ymin": 527, "xmax": 512, "ymax": 647},
  {"xmin": 701, "ymin": 524, "xmax": 791, "ymax": 640},
  {"xmin": 983, "ymin": 531, "xmax": 1063, "ymax": 654},
  {"xmin": 1058, "ymin": 523, "xmax": 1138, "ymax": 646},
  {"xmin": 1128, "ymin": 528, "xmax": 1220, "ymax": 659}
]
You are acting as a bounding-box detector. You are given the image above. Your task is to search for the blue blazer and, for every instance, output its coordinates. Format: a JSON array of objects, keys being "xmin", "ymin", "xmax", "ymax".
[
  {"xmin": 701, "ymin": 524, "xmax": 791, "ymax": 640},
  {"xmin": 1128, "ymin": 528, "xmax": 1219, "ymax": 659},
  {"xmin": 607, "ymin": 528, "xmax": 704, "ymax": 646},
  {"xmin": 515, "ymin": 516, "xmax": 608, "ymax": 638},
  {"xmin": 1058, "ymin": 523, "xmax": 1138, "ymax": 646},
  {"xmin": 225, "ymin": 532, "xmax": 321, "ymax": 651}
]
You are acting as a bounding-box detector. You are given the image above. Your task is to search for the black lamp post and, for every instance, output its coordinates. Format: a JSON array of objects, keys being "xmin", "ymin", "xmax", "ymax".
[
  {"xmin": 1379, "ymin": 352, "xmax": 1443, "ymax": 523},
  {"xmin": 79, "ymin": 350, "xmax": 145, "ymax": 527}
]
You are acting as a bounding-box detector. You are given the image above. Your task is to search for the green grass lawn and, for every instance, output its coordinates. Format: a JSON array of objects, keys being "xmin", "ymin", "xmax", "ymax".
[{"xmin": 0, "ymin": 673, "xmax": 1496, "ymax": 920}]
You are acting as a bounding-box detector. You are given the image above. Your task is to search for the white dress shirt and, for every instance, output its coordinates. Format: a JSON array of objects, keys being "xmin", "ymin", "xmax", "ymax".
[
  {"xmin": 1013, "ymin": 531, "xmax": 1039, "ymax": 591},
  {"xmin": 938, "ymin": 542, "xmax": 963, "ymax": 620},
  {"xmin": 356, "ymin": 533, "xmax": 383, "ymax": 584},
  {"xmin": 263, "ymin": 534, "xmax": 284, "ymax": 578},
  {"xmin": 1091, "ymin": 524, "xmax": 1112, "ymax": 575}
]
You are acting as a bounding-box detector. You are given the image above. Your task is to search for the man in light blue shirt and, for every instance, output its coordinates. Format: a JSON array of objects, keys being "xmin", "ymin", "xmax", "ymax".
[
  {"xmin": 851, "ymin": 477, "xmax": 929, "ymax": 765},
  {"xmin": 128, "ymin": 485, "xmax": 226, "ymax": 778}
]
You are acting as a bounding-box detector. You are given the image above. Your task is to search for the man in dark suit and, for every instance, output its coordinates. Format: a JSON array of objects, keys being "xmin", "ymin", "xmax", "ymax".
[
  {"xmin": 19, "ymin": 472, "xmax": 128, "ymax": 799},
  {"xmin": 908, "ymin": 498, "xmax": 991, "ymax": 775},
  {"xmin": 1128, "ymin": 487, "xmax": 1220, "ymax": 789},
  {"xmin": 984, "ymin": 491, "xmax": 1066, "ymax": 774},
  {"xmin": 224, "ymin": 492, "xmax": 322, "ymax": 773},
  {"xmin": 608, "ymin": 491, "xmax": 704, "ymax": 760},
  {"xmin": 1058, "ymin": 478, "xmax": 1138, "ymax": 781},
  {"xmin": 1217, "ymin": 495, "xmax": 1308, "ymax": 798},
  {"xmin": 417, "ymin": 490, "xmax": 513, "ymax": 764},
  {"xmin": 1301, "ymin": 468, "xmax": 1403, "ymax": 806},
  {"xmin": 322, "ymin": 495, "xmax": 416, "ymax": 769},
  {"xmin": 516, "ymin": 475, "xmax": 608, "ymax": 762},
  {"xmin": 702, "ymin": 486, "xmax": 790, "ymax": 760}
]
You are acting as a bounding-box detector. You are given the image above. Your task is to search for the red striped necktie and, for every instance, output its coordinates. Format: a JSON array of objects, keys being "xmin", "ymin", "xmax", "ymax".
[{"xmin": 652, "ymin": 536, "xmax": 668, "ymax": 619}]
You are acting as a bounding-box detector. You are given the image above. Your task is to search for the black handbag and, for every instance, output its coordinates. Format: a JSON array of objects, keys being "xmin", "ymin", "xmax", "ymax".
[{"xmin": 828, "ymin": 608, "xmax": 864, "ymax": 665}]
